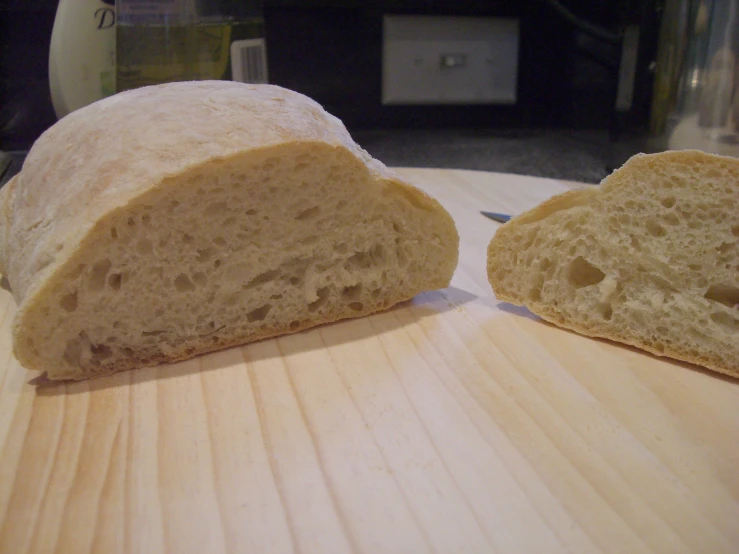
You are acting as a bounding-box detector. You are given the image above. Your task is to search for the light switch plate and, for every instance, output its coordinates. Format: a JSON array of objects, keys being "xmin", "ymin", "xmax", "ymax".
[{"xmin": 382, "ymin": 15, "xmax": 519, "ymax": 105}]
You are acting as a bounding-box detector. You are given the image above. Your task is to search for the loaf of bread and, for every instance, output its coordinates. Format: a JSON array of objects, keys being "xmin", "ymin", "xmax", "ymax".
[
  {"xmin": 0, "ymin": 81, "xmax": 459, "ymax": 380},
  {"xmin": 487, "ymin": 150, "xmax": 739, "ymax": 378}
]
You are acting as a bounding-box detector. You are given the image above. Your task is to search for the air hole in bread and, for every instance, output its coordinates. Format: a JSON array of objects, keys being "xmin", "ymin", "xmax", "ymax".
[
  {"xmin": 335, "ymin": 243, "xmax": 348, "ymax": 254},
  {"xmin": 710, "ymin": 312, "xmax": 739, "ymax": 330},
  {"xmin": 127, "ymin": 217, "xmax": 135, "ymax": 227},
  {"xmin": 175, "ymin": 273, "xmax": 195, "ymax": 292},
  {"xmin": 717, "ymin": 243, "xmax": 733, "ymax": 254},
  {"xmin": 296, "ymin": 206, "xmax": 320, "ymax": 220},
  {"xmin": 107, "ymin": 273, "xmax": 122, "ymax": 291},
  {"xmin": 300, "ymin": 235, "xmax": 318, "ymax": 245},
  {"xmin": 346, "ymin": 251, "xmax": 370, "ymax": 270},
  {"xmin": 183, "ymin": 234, "xmax": 194, "ymax": 244},
  {"xmin": 704, "ymin": 284, "xmax": 739, "ymax": 308},
  {"xmin": 142, "ymin": 214, "xmax": 151, "ymax": 225},
  {"xmin": 342, "ymin": 284, "xmax": 362, "ymax": 301},
  {"xmin": 289, "ymin": 276, "xmax": 301, "ymax": 286},
  {"xmin": 110, "ymin": 227, "xmax": 118, "ymax": 240},
  {"xmin": 223, "ymin": 217, "xmax": 236, "ymax": 227},
  {"xmin": 205, "ymin": 202, "xmax": 227, "ymax": 216},
  {"xmin": 289, "ymin": 321, "xmax": 300, "ymax": 330},
  {"xmin": 528, "ymin": 272, "xmax": 545, "ymax": 302},
  {"xmin": 193, "ymin": 272, "xmax": 207, "ymax": 287},
  {"xmin": 246, "ymin": 209, "xmax": 257, "ymax": 216},
  {"xmin": 617, "ymin": 214, "xmax": 630, "ymax": 225},
  {"xmin": 308, "ymin": 287, "xmax": 329, "ymax": 312},
  {"xmin": 197, "ymin": 247, "xmax": 215, "ymax": 263},
  {"xmin": 245, "ymin": 269, "xmax": 279, "ymax": 289},
  {"xmin": 63, "ymin": 332, "xmax": 89, "ymax": 366},
  {"xmin": 664, "ymin": 213, "xmax": 680, "ymax": 226},
  {"xmin": 646, "ymin": 221, "xmax": 667, "ymax": 237},
  {"xmin": 370, "ymin": 244, "xmax": 386, "ymax": 264},
  {"xmin": 349, "ymin": 302, "xmax": 364, "ymax": 312},
  {"xmin": 529, "ymin": 286, "xmax": 542, "ymax": 302},
  {"xmin": 337, "ymin": 200, "xmax": 348, "ymax": 209},
  {"xmin": 247, "ymin": 304, "xmax": 271, "ymax": 322},
  {"xmin": 731, "ymin": 225, "xmax": 739, "ymax": 237},
  {"xmin": 69, "ymin": 264, "xmax": 87, "ymax": 281},
  {"xmin": 89, "ymin": 259, "xmax": 112, "ymax": 291},
  {"xmin": 597, "ymin": 302, "xmax": 613, "ymax": 320},
  {"xmin": 60, "ymin": 291, "xmax": 78, "ymax": 312},
  {"xmin": 198, "ymin": 321, "xmax": 217, "ymax": 335},
  {"xmin": 660, "ymin": 195, "xmax": 676, "ymax": 208},
  {"xmin": 91, "ymin": 343, "xmax": 113, "ymax": 361},
  {"xmin": 214, "ymin": 237, "xmax": 227, "ymax": 247},
  {"xmin": 214, "ymin": 259, "xmax": 222, "ymax": 269},
  {"xmin": 568, "ymin": 257, "xmax": 606, "ymax": 288},
  {"xmin": 371, "ymin": 288, "xmax": 382, "ymax": 299},
  {"xmin": 651, "ymin": 342, "xmax": 666, "ymax": 354}
]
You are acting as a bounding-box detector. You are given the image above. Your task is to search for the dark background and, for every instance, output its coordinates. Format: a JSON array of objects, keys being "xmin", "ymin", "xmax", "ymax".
[{"xmin": 0, "ymin": 0, "xmax": 663, "ymax": 152}]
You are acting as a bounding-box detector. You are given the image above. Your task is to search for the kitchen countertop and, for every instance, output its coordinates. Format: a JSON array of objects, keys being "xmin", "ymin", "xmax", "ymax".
[{"xmin": 354, "ymin": 128, "xmax": 612, "ymax": 184}]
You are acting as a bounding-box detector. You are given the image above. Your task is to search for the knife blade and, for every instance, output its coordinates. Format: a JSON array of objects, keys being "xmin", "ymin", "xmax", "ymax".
[{"xmin": 481, "ymin": 211, "xmax": 512, "ymax": 223}]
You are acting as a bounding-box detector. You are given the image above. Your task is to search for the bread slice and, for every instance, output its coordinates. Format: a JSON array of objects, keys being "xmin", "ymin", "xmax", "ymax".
[
  {"xmin": 0, "ymin": 81, "xmax": 458, "ymax": 381},
  {"xmin": 487, "ymin": 150, "xmax": 739, "ymax": 378}
]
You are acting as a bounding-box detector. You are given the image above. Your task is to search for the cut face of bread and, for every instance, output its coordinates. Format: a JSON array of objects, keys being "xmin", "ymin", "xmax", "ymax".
[
  {"xmin": 0, "ymin": 82, "xmax": 458, "ymax": 380},
  {"xmin": 487, "ymin": 150, "xmax": 739, "ymax": 378}
]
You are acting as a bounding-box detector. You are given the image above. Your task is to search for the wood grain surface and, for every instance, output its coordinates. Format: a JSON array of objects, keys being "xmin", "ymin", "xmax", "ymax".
[{"xmin": 0, "ymin": 168, "xmax": 737, "ymax": 554}]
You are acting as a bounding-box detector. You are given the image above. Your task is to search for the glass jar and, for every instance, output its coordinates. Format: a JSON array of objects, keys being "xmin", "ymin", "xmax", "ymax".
[
  {"xmin": 650, "ymin": 0, "xmax": 739, "ymax": 157},
  {"xmin": 115, "ymin": 0, "xmax": 267, "ymax": 93}
]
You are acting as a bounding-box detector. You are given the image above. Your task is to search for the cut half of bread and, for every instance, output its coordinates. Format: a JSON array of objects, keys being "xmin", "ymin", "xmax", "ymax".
[
  {"xmin": 0, "ymin": 81, "xmax": 459, "ymax": 380},
  {"xmin": 487, "ymin": 150, "xmax": 739, "ymax": 378}
]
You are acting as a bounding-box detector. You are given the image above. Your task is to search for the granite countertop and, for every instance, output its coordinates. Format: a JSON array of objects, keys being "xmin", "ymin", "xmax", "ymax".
[
  {"xmin": 353, "ymin": 128, "xmax": 612, "ymax": 184},
  {"xmin": 1, "ymin": 128, "xmax": 612, "ymax": 188}
]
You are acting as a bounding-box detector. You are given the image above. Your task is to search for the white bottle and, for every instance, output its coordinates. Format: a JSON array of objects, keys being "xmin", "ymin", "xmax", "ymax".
[{"xmin": 49, "ymin": 0, "xmax": 116, "ymax": 120}]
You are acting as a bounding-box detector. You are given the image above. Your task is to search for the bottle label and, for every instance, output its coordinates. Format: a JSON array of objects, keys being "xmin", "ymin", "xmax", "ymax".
[{"xmin": 230, "ymin": 38, "xmax": 268, "ymax": 84}]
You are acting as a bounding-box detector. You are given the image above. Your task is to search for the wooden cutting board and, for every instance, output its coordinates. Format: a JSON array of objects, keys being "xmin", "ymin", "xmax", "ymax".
[{"xmin": 0, "ymin": 168, "xmax": 737, "ymax": 554}]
